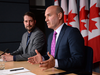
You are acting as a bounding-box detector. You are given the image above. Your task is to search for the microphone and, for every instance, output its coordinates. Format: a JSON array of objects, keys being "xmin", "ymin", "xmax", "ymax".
[{"xmin": 0, "ymin": 48, "xmax": 9, "ymax": 56}]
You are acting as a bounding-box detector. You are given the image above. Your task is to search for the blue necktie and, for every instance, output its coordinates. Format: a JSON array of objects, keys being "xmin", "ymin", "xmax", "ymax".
[{"xmin": 26, "ymin": 33, "xmax": 31, "ymax": 46}]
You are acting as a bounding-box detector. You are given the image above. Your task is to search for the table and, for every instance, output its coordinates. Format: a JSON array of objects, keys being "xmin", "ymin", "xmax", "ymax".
[
  {"xmin": 0, "ymin": 51, "xmax": 70, "ymax": 75},
  {"xmin": 4, "ymin": 61, "xmax": 67, "ymax": 75},
  {"xmin": 0, "ymin": 51, "xmax": 67, "ymax": 75},
  {"xmin": 1, "ymin": 51, "xmax": 99, "ymax": 75}
]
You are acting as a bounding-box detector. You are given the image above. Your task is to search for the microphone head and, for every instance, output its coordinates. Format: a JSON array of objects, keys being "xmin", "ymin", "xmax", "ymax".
[
  {"xmin": 5, "ymin": 48, "xmax": 9, "ymax": 53},
  {"xmin": 0, "ymin": 48, "xmax": 9, "ymax": 56}
]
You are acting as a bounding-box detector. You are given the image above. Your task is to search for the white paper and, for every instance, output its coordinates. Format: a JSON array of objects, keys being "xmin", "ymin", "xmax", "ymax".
[
  {"xmin": 0, "ymin": 69, "xmax": 7, "ymax": 75},
  {"xmin": 0, "ymin": 67, "xmax": 36, "ymax": 75},
  {"xmin": 14, "ymin": 72, "xmax": 36, "ymax": 75},
  {"xmin": 0, "ymin": 71, "xmax": 6, "ymax": 75}
]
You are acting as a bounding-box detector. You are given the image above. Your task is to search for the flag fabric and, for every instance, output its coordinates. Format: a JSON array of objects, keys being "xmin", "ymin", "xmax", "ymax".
[
  {"xmin": 79, "ymin": 0, "xmax": 89, "ymax": 46},
  {"xmin": 53, "ymin": 0, "xmax": 100, "ymax": 63},
  {"xmin": 61, "ymin": 0, "xmax": 68, "ymax": 24},
  {"xmin": 54, "ymin": 0, "xmax": 59, "ymax": 6},
  {"xmin": 88, "ymin": 0, "xmax": 100, "ymax": 63},
  {"xmin": 68, "ymin": 0, "xmax": 79, "ymax": 29}
]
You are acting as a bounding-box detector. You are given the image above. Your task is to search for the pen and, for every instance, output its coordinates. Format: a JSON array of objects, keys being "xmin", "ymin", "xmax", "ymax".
[{"xmin": 10, "ymin": 68, "xmax": 24, "ymax": 71}]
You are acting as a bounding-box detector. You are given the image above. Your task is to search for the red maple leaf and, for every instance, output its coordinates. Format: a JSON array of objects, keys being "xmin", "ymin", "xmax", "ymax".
[
  {"xmin": 80, "ymin": 6, "xmax": 89, "ymax": 32},
  {"xmin": 99, "ymin": 7, "xmax": 100, "ymax": 17},
  {"xmin": 89, "ymin": 3, "xmax": 99, "ymax": 32},
  {"xmin": 68, "ymin": 10, "xmax": 77, "ymax": 26},
  {"xmin": 64, "ymin": 14, "xmax": 68, "ymax": 23}
]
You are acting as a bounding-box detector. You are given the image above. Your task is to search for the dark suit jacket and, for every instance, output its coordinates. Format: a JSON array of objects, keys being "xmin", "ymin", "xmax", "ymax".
[
  {"xmin": 44, "ymin": 24, "xmax": 85, "ymax": 72},
  {"xmin": 11, "ymin": 27, "xmax": 46, "ymax": 61}
]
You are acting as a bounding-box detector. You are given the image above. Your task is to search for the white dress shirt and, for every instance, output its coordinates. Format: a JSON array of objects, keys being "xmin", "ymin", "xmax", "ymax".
[
  {"xmin": 42, "ymin": 23, "xmax": 64, "ymax": 68},
  {"xmin": 54, "ymin": 23, "xmax": 64, "ymax": 67}
]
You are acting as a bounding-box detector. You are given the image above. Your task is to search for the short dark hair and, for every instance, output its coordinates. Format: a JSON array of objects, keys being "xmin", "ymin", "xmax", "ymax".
[
  {"xmin": 23, "ymin": 12, "xmax": 36, "ymax": 20},
  {"xmin": 56, "ymin": 6, "xmax": 64, "ymax": 19}
]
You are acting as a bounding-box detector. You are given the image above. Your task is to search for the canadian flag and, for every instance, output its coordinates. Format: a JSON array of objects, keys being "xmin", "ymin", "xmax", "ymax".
[
  {"xmin": 79, "ymin": 0, "xmax": 89, "ymax": 46},
  {"xmin": 61, "ymin": 0, "xmax": 68, "ymax": 24},
  {"xmin": 68, "ymin": 0, "xmax": 79, "ymax": 29},
  {"xmin": 88, "ymin": 0, "xmax": 100, "ymax": 63},
  {"xmin": 54, "ymin": 0, "xmax": 59, "ymax": 6}
]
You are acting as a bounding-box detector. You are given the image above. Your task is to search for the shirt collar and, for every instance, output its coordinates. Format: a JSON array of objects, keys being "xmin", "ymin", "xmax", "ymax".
[
  {"xmin": 55, "ymin": 23, "xmax": 64, "ymax": 34},
  {"xmin": 27, "ymin": 32, "xmax": 32, "ymax": 37}
]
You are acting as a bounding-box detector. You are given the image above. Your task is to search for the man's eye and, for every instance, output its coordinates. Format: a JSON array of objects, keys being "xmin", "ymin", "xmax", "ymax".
[
  {"xmin": 48, "ymin": 14, "xmax": 51, "ymax": 16},
  {"xmin": 25, "ymin": 21, "xmax": 27, "ymax": 22}
]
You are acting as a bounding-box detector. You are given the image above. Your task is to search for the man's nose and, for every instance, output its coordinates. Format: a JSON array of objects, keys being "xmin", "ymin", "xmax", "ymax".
[
  {"xmin": 27, "ymin": 21, "xmax": 30, "ymax": 25},
  {"xmin": 45, "ymin": 17, "xmax": 48, "ymax": 22}
]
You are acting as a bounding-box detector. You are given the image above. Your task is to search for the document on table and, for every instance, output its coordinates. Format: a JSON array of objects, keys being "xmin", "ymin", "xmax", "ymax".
[
  {"xmin": 14, "ymin": 72, "xmax": 36, "ymax": 75},
  {"xmin": 0, "ymin": 67, "xmax": 36, "ymax": 75}
]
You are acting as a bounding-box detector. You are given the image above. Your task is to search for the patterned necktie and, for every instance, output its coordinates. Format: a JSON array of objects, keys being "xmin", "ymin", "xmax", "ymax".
[{"xmin": 51, "ymin": 31, "xmax": 57, "ymax": 57}]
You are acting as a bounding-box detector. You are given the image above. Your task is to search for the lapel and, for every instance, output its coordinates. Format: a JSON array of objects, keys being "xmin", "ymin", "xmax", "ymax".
[
  {"xmin": 48, "ymin": 32, "xmax": 53, "ymax": 53},
  {"xmin": 54, "ymin": 24, "xmax": 67, "ymax": 57},
  {"xmin": 24, "ymin": 32, "xmax": 28, "ymax": 50}
]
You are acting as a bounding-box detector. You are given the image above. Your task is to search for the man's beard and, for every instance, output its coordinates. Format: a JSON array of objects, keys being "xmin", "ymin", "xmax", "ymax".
[{"xmin": 26, "ymin": 26, "xmax": 34, "ymax": 32}]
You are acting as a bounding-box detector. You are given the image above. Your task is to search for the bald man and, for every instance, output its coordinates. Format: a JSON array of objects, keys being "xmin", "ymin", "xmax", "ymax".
[{"xmin": 28, "ymin": 6, "xmax": 85, "ymax": 72}]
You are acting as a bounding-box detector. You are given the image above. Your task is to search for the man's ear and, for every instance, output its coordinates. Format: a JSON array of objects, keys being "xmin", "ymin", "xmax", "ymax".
[{"xmin": 58, "ymin": 12, "xmax": 63, "ymax": 20}]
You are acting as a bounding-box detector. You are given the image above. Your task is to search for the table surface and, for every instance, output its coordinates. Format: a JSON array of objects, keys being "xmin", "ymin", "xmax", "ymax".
[
  {"xmin": 0, "ymin": 51, "xmax": 100, "ymax": 75},
  {"xmin": 5, "ymin": 61, "xmax": 67, "ymax": 75},
  {"xmin": 0, "ymin": 51, "xmax": 66, "ymax": 75}
]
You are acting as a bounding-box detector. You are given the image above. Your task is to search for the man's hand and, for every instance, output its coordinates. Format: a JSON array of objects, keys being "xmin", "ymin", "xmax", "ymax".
[
  {"xmin": 4, "ymin": 53, "xmax": 10, "ymax": 55},
  {"xmin": 2, "ymin": 54, "xmax": 13, "ymax": 61},
  {"xmin": 39, "ymin": 52, "xmax": 55, "ymax": 71},
  {"xmin": 28, "ymin": 49, "xmax": 42, "ymax": 64}
]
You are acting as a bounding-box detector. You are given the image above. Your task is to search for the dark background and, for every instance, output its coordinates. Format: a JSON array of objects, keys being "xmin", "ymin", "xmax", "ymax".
[{"xmin": 0, "ymin": 0, "xmax": 29, "ymax": 52}]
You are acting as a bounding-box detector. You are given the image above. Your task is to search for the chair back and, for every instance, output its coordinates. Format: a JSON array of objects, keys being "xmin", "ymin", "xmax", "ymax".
[{"xmin": 85, "ymin": 46, "xmax": 93, "ymax": 74}]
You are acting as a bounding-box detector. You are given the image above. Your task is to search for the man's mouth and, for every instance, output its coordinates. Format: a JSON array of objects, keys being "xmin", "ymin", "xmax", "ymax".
[{"xmin": 27, "ymin": 26, "xmax": 32, "ymax": 28}]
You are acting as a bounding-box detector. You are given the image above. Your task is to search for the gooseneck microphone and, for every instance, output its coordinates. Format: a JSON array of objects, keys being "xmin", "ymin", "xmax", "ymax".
[{"xmin": 0, "ymin": 48, "xmax": 9, "ymax": 56}]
